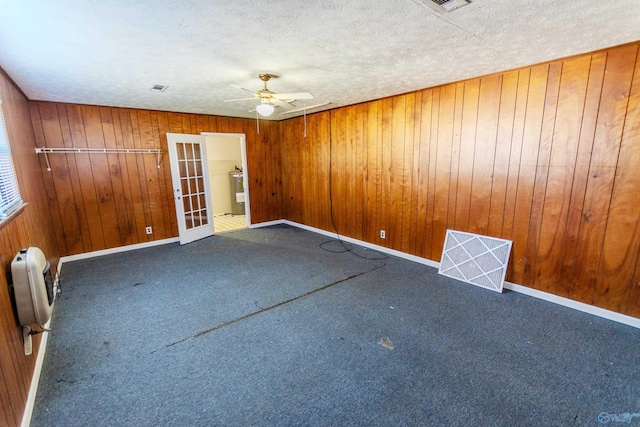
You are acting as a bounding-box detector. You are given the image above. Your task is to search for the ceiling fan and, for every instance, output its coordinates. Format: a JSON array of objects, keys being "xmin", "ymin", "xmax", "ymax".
[{"xmin": 224, "ymin": 73, "xmax": 313, "ymax": 117}]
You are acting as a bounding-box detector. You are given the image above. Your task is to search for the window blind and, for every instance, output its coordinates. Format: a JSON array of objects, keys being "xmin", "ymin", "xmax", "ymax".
[{"xmin": 0, "ymin": 99, "xmax": 24, "ymax": 219}]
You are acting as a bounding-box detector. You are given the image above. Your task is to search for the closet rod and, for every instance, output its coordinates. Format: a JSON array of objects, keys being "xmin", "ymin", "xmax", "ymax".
[
  {"xmin": 35, "ymin": 147, "xmax": 163, "ymax": 171},
  {"xmin": 35, "ymin": 147, "xmax": 162, "ymax": 154}
]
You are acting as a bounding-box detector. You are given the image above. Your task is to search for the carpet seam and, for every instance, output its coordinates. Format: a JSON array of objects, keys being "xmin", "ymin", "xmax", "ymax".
[{"xmin": 154, "ymin": 262, "xmax": 386, "ymax": 352}]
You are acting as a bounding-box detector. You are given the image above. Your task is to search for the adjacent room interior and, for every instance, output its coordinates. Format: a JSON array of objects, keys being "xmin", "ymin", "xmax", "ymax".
[{"xmin": 0, "ymin": 1, "xmax": 639, "ymax": 426}]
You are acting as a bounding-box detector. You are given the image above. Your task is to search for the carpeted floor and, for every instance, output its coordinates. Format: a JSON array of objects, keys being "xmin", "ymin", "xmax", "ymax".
[{"xmin": 32, "ymin": 225, "xmax": 640, "ymax": 426}]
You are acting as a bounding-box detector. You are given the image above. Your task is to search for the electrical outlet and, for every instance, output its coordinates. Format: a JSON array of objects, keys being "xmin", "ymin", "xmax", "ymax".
[
  {"xmin": 380, "ymin": 230, "xmax": 386, "ymax": 239},
  {"xmin": 146, "ymin": 226, "xmax": 152, "ymax": 235}
]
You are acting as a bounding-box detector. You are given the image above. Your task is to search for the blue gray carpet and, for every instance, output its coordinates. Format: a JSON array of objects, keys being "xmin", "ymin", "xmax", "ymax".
[{"xmin": 32, "ymin": 225, "xmax": 639, "ymax": 426}]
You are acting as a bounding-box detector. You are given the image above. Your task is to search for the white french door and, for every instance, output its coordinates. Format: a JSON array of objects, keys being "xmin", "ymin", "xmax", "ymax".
[{"xmin": 166, "ymin": 133, "xmax": 214, "ymax": 244}]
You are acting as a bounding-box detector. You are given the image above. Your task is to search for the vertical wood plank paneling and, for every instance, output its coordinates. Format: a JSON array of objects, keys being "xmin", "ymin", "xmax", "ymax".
[
  {"xmin": 557, "ymin": 52, "xmax": 607, "ymax": 297},
  {"xmin": 425, "ymin": 88, "xmax": 440, "ymax": 259},
  {"xmin": 0, "ymin": 366, "xmax": 12, "ymax": 426},
  {"xmin": 593, "ymin": 49, "xmax": 640, "ymax": 312},
  {"xmin": 298, "ymin": 117, "xmax": 309, "ymax": 224},
  {"xmin": 432, "ymin": 84, "xmax": 456, "ymax": 260},
  {"xmin": 307, "ymin": 114, "xmax": 319, "ymax": 229},
  {"xmin": 317, "ymin": 111, "xmax": 332, "ymax": 232},
  {"xmin": 488, "ymin": 71, "xmax": 519, "ymax": 238},
  {"xmin": 509, "ymin": 63, "xmax": 549, "ymax": 284},
  {"xmin": 255, "ymin": 120, "xmax": 270, "ymax": 222},
  {"xmin": 271, "ymin": 120, "xmax": 285, "ymax": 221},
  {"xmin": 400, "ymin": 94, "xmax": 415, "ymax": 253},
  {"xmin": 274, "ymin": 121, "xmax": 286, "ymax": 221},
  {"xmin": 389, "ymin": 95, "xmax": 406, "ymax": 249},
  {"xmin": 129, "ymin": 110, "xmax": 154, "ymax": 243},
  {"xmin": 40, "ymin": 103, "xmax": 84, "ymax": 254},
  {"xmin": 335, "ymin": 109, "xmax": 348, "ymax": 233},
  {"xmin": 99, "ymin": 107, "xmax": 132, "ymax": 246},
  {"xmin": 266, "ymin": 119, "xmax": 277, "ymax": 223},
  {"xmin": 118, "ymin": 109, "xmax": 148, "ymax": 245},
  {"xmin": 501, "ymin": 69, "xmax": 531, "ymax": 246},
  {"xmin": 282, "ymin": 118, "xmax": 292, "ymax": 223},
  {"xmin": 136, "ymin": 110, "xmax": 161, "ymax": 236},
  {"xmin": 181, "ymin": 113, "xmax": 193, "ymax": 133},
  {"xmin": 153, "ymin": 111, "xmax": 178, "ymax": 237},
  {"xmin": 149, "ymin": 112, "xmax": 173, "ymax": 239},
  {"xmin": 280, "ymin": 119, "xmax": 290, "ymax": 222},
  {"xmin": 314, "ymin": 113, "xmax": 325, "ymax": 229},
  {"xmin": 295, "ymin": 118, "xmax": 306, "ymax": 223},
  {"xmin": 243, "ymin": 119, "xmax": 261, "ymax": 221},
  {"xmin": 522, "ymin": 61, "xmax": 562, "ymax": 288},
  {"xmin": 66, "ymin": 104, "xmax": 106, "ymax": 251},
  {"xmin": 137, "ymin": 110, "xmax": 167, "ymax": 240},
  {"xmin": 195, "ymin": 115, "xmax": 207, "ymax": 133},
  {"xmin": 57, "ymin": 105, "xmax": 93, "ymax": 252},
  {"xmin": 468, "ymin": 74, "xmax": 502, "ymax": 235},
  {"xmin": 533, "ymin": 56, "xmax": 591, "ymax": 293},
  {"xmin": 286, "ymin": 118, "xmax": 301, "ymax": 223},
  {"xmin": 30, "ymin": 104, "xmax": 68, "ymax": 255},
  {"xmin": 354, "ymin": 104, "xmax": 365, "ymax": 241},
  {"xmin": 345, "ymin": 106, "xmax": 357, "ymax": 236},
  {"xmin": 380, "ymin": 98, "xmax": 393, "ymax": 247},
  {"xmin": 454, "ymin": 80, "xmax": 479, "ymax": 232},
  {"xmin": 82, "ymin": 105, "xmax": 120, "ymax": 250},
  {"xmin": 414, "ymin": 90, "xmax": 432, "ymax": 257},
  {"xmin": 570, "ymin": 44, "xmax": 637, "ymax": 304},
  {"xmin": 408, "ymin": 91, "xmax": 423, "ymax": 255},
  {"xmin": 446, "ymin": 83, "xmax": 464, "ymax": 235},
  {"xmin": 364, "ymin": 102, "xmax": 380, "ymax": 244},
  {"xmin": 110, "ymin": 107, "xmax": 139, "ymax": 244}
]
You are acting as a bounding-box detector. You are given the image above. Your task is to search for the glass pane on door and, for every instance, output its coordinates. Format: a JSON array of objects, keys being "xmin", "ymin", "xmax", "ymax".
[{"xmin": 176, "ymin": 142, "xmax": 208, "ymax": 231}]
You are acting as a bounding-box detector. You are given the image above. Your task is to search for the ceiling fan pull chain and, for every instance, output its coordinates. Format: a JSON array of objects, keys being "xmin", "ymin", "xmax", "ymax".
[{"xmin": 256, "ymin": 111, "xmax": 260, "ymax": 134}]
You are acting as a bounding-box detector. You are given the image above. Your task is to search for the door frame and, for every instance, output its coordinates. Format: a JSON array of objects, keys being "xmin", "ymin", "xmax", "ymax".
[{"xmin": 201, "ymin": 132, "xmax": 251, "ymax": 227}]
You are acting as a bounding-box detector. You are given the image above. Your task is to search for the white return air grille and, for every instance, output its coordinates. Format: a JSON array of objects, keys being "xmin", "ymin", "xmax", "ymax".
[
  {"xmin": 414, "ymin": 0, "xmax": 470, "ymax": 13},
  {"xmin": 438, "ymin": 230, "xmax": 512, "ymax": 293}
]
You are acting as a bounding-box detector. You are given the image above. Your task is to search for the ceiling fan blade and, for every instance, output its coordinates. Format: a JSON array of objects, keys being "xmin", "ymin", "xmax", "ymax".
[
  {"xmin": 273, "ymin": 92, "xmax": 314, "ymax": 100},
  {"xmin": 279, "ymin": 102, "xmax": 331, "ymax": 115},
  {"xmin": 271, "ymin": 98, "xmax": 295, "ymax": 110},
  {"xmin": 223, "ymin": 97, "xmax": 257, "ymax": 102},
  {"xmin": 231, "ymin": 84, "xmax": 258, "ymax": 95}
]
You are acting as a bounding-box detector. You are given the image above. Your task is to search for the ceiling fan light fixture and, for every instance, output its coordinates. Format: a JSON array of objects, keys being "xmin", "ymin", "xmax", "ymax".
[{"xmin": 256, "ymin": 103, "xmax": 275, "ymax": 117}]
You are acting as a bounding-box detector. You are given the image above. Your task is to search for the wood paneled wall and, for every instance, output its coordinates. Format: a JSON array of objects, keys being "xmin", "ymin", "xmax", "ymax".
[
  {"xmin": 29, "ymin": 103, "xmax": 283, "ymax": 256},
  {"xmin": 280, "ymin": 42, "xmax": 640, "ymax": 318},
  {"xmin": 0, "ymin": 70, "xmax": 60, "ymax": 426}
]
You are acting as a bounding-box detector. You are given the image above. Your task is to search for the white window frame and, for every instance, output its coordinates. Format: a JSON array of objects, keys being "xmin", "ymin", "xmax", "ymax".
[{"xmin": 0, "ymin": 99, "xmax": 24, "ymax": 220}]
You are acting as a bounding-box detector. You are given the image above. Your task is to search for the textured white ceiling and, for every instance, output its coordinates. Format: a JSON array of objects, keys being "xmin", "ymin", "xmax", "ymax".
[{"xmin": 0, "ymin": 0, "xmax": 639, "ymax": 120}]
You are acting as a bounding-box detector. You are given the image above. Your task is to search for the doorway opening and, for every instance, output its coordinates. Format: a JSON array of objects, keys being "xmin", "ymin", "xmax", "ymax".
[{"xmin": 202, "ymin": 133, "xmax": 250, "ymax": 233}]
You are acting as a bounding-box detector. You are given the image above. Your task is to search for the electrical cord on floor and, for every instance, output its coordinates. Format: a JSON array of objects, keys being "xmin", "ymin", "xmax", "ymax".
[
  {"xmin": 319, "ymin": 111, "xmax": 388, "ymax": 262},
  {"xmin": 319, "ymin": 239, "xmax": 387, "ymax": 260}
]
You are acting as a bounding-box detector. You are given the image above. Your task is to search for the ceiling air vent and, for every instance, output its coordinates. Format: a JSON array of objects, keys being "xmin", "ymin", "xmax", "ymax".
[
  {"xmin": 416, "ymin": 0, "xmax": 470, "ymax": 13},
  {"xmin": 149, "ymin": 84, "xmax": 168, "ymax": 92}
]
